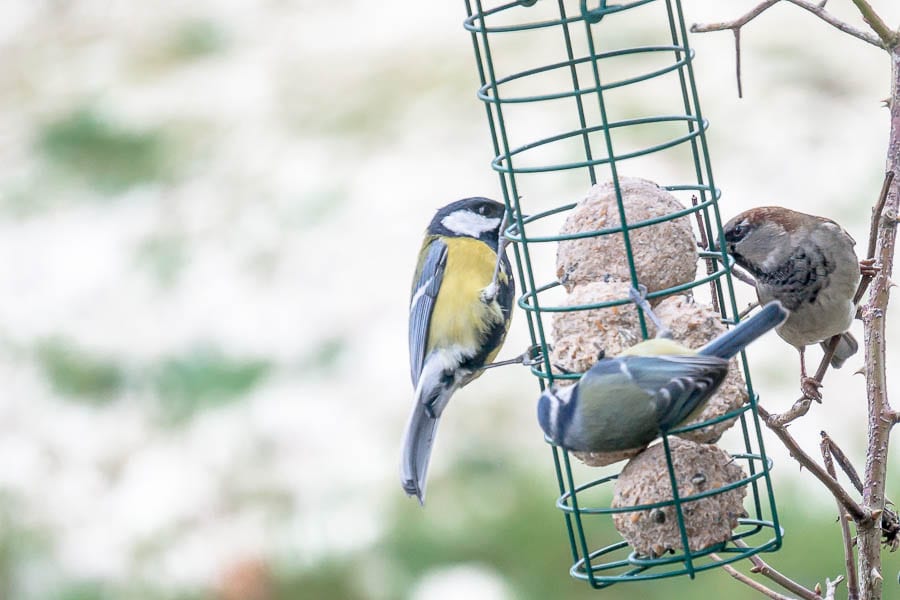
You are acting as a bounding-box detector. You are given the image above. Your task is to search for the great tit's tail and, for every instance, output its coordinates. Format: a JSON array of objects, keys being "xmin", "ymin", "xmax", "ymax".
[
  {"xmin": 400, "ymin": 379, "xmax": 453, "ymax": 506},
  {"xmin": 820, "ymin": 332, "xmax": 857, "ymax": 369},
  {"xmin": 699, "ymin": 301, "xmax": 789, "ymax": 359}
]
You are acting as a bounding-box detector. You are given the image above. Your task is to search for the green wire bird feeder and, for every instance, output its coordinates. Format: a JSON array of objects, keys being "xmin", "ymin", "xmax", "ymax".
[{"xmin": 463, "ymin": 0, "xmax": 783, "ymax": 589}]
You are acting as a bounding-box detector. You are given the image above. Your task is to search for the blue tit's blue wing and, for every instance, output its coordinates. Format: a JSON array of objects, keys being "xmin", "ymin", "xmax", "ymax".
[
  {"xmin": 622, "ymin": 355, "xmax": 729, "ymax": 433},
  {"xmin": 409, "ymin": 238, "xmax": 448, "ymax": 386}
]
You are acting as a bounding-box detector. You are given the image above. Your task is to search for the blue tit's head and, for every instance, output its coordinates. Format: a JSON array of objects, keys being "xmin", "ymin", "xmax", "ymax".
[
  {"xmin": 429, "ymin": 197, "xmax": 506, "ymax": 246},
  {"xmin": 537, "ymin": 383, "xmax": 577, "ymax": 445}
]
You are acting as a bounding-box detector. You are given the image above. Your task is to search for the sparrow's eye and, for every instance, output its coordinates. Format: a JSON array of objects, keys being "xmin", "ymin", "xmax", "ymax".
[{"xmin": 730, "ymin": 222, "xmax": 749, "ymax": 239}]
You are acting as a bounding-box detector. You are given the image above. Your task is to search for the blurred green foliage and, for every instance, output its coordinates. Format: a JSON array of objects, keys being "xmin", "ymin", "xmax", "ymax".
[
  {"xmin": 153, "ymin": 346, "xmax": 270, "ymax": 422},
  {"xmin": 36, "ymin": 338, "xmax": 125, "ymax": 403},
  {"xmin": 275, "ymin": 464, "xmax": 900, "ymax": 600},
  {"xmin": 52, "ymin": 581, "xmax": 109, "ymax": 600},
  {"xmin": 37, "ymin": 108, "xmax": 171, "ymax": 193},
  {"xmin": 284, "ymin": 48, "xmax": 473, "ymax": 141},
  {"xmin": 300, "ymin": 336, "xmax": 347, "ymax": 374},
  {"xmin": 135, "ymin": 233, "xmax": 188, "ymax": 287},
  {"xmin": 166, "ymin": 19, "xmax": 229, "ymax": 61}
]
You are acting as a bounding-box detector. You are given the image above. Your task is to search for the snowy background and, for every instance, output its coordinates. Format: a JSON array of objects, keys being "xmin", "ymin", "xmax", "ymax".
[{"xmin": 0, "ymin": 1, "xmax": 899, "ymax": 599}]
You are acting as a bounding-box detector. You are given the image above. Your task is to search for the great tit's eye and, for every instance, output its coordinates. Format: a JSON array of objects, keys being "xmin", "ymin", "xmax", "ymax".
[{"xmin": 478, "ymin": 206, "xmax": 486, "ymax": 215}]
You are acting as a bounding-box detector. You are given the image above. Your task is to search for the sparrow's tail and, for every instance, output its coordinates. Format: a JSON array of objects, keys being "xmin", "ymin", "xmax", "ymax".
[
  {"xmin": 699, "ymin": 301, "xmax": 789, "ymax": 359},
  {"xmin": 821, "ymin": 332, "xmax": 858, "ymax": 369}
]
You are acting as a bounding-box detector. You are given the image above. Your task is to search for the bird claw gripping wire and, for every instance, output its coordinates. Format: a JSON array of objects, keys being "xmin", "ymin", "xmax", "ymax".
[
  {"xmin": 478, "ymin": 343, "xmax": 546, "ymax": 372},
  {"xmin": 628, "ymin": 285, "xmax": 673, "ymax": 339}
]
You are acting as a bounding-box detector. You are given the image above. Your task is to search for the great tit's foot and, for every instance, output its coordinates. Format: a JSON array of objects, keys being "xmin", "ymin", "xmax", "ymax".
[
  {"xmin": 481, "ymin": 282, "xmax": 499, "ymax": 304},
  {"xmin": 552, "ymin": 363, "xmax": 574, "ymax": 375},
  {"xmin": 860, "ymin": 258, "xmax": 880, "ymax": 278},
  {"xmin": 477, "ymin": 344, "xmax": 546, "ymax": 371},
  {"xmin": 520, "ymin": 343, "xmax": 546, "ymax": 366},
  {"xmin": 801, "ymin": 377, "xmax": 823, "ymax": 403}
]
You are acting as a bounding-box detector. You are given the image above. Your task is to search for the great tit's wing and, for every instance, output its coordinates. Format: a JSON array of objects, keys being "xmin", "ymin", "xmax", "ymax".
[
  {"xmin": 498, "ymin": 251, "xmax": 515, "ymax": 320},
  {"xmin": 409, "ymin": 238, "xmax": 448, "ymax": 386},
  {"xmin": 622, "ymin": 355, "xmax": 729, "ymax": 432}
]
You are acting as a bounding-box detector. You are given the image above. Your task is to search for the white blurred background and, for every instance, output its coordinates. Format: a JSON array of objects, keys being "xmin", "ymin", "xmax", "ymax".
[{"xmin": 0, "ymin": 1, "xmax": 898, "ymax": 599}]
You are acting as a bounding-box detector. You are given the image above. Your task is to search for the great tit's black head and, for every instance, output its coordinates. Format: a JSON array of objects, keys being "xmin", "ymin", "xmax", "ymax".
[{"xmin": 429, "ymin": 197, "xmax": 507, "ymax": 243}]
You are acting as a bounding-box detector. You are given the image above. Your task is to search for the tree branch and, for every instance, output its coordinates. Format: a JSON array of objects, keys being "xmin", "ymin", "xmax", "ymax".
[
  {"xmin": 784, "ymin": 0, "xmax": 884, "ymax": 48},
  {"xmin": 824, "ymin": 575, "xmax": 847, "ymax": 600},
  {"xmin": 822, "ymin": 434, "xmax": 860, "ymax": 600},
  {"xmin": 690, "ymin": 1, "xmax": 779, "ymax": 34},
  {"xmin": 711, "ymin": 556, "xmax": 798, "ymax": 600},
  {"xmin": 857, "ymin": 49, "xmax": 900, "ymax": 600},
  {"xmin": 821, "ymin": 431, "xmax": 865, "ymax": 494},
  {"xmin": 734, "ymin": 540, "xmax": 821, "ymax": 600},
  {"xmin": 757, "ymin": 404, "xmax": 869, "ymax": 522},
  {"xmin": 691, "ymin": 0, "xmax": 884, "ymax": 48},
  {"xmin": 848, "ymin": 0, "xmax": 900, "ymax": 48}
]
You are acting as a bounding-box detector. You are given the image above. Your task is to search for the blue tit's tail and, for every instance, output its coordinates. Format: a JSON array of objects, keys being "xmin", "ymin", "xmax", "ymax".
[
  {"xmin": 820, "ymin": 332, "xmax": 857, "ymax": 368},
  {"xmin": 401, "ymin": 375, "xmax": 454, "ymax": 506},
  {"xmin": 698, "ymin": 301, "xmax": 789, "ymax": 359}
]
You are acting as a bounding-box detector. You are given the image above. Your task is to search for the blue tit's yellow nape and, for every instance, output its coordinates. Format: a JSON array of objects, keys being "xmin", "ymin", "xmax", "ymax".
[
  {"xmin": 401, "ymin": 197, "xmax": 515, "ymax": 505},
  {"xmin": 537, "ymin": 300, "xmax": 788, "ymax": 453}
]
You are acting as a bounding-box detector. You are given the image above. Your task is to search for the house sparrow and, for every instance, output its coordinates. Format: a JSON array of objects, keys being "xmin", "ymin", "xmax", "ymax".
[{"xmin": 719, "ymin": 206, "xmax": 875, "ymax": 400}]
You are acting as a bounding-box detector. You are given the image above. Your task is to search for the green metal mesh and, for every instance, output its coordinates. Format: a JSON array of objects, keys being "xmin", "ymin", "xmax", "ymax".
[{"xmin": 463, "ymin": 0, "xmax": 783, "ymax": 588}]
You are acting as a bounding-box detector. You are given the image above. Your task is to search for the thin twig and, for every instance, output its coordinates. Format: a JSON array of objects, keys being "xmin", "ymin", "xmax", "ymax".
[
  {"xmin": 821, "ymin": 431, "xmax": 865, "ymax": 494},
  {"xmin": 768, "ymin": 395, "xmax": 814, "ymax": 426},
  {"xmin": 733, "ymin": 540, "xmax": 821, "ymax": 600},
  {"xmin": 691, "ymin": 0, "xmax": 884, "ymax": 49},
  {"xmin": 692, "ymin": 195, "xmax": 720, "ymax": 313},
  {"xmin": 739, "ymin": 301, "xmax": 760, "ymax": 319},
  {"xmin": 867, "ymin": 172, "xmax": 894, "ymax": 263},
  {"xmin": 690, "ymin": 0, "xmax": 778, "ymax": 96},
  {"xmin": 848, "ymin": 0, "xmax": 900, "ymax": 48},
  {"xmin": 734, "ymin": 28, "xmax": 743, "ymax": 98},
  {"xmin": 824, "ymin": 575, "xmax": 847, "ymax": 600},
  {"xmin": 690, "ymin": 0, "xmax": 779, "ymax": 34},
  {"xmin": 711, "ymin": 555, "xmax": 796, "ymax": 600},
  {"xmin": 822, "ymin": 433, "xmax": 860, "ymax": 600},
  {"xmin": 853, "ymin": 171, "xmax": 894, "ymax": 307},
  {"xmin": 731, "ymin": 265, "xmax": 757, "ymax": 287},
  {"xmin": 784, "ymin": 0, "xmax": 884, "ymax": 48},
  {"xmin": 757, "ymin": 404, "xmax": 869, "ymax": 522}
]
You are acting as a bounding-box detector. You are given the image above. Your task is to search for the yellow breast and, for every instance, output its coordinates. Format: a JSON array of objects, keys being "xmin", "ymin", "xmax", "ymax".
[{"xmin": 427, "ymin": 237, "xmax": 508, "ymax": 353}]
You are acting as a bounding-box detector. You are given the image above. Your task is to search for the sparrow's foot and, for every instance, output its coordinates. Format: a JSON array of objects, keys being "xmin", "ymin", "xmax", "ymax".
[
  {"xmin": 801, "ymin": 376, "xmax": 823, "ymax": 403},
  {"xmin": 860, "ymin": 258, "xmax": 880, "ymax": 278}
]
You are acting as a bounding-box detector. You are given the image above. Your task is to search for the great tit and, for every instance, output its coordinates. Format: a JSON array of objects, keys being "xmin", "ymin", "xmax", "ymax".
[
  {"xmin": 537, "ymin": 300, "xmax": 788, "ymax": 453},
  {"xmin": 401, "ymin": 197, "xmax": 515, "ymax": 505}
]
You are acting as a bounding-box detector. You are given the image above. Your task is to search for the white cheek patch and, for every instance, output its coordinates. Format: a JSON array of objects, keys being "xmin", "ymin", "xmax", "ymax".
[
  {"xmin": 548, "ymin": 385, "xmax": 575, "ymax": 435},
  {"xmin": 441, "ymin": 210, "xmax": 501, "ymax": 238}
]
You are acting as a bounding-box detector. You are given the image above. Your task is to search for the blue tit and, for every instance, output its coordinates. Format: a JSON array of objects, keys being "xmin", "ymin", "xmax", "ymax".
[
  {"xmin": 537, "ymin": 300, "xmax": 788, "ymax": 453},
  {"xmin": 401, "ymin": 197, "xmax": 515, "ymax": 505}
]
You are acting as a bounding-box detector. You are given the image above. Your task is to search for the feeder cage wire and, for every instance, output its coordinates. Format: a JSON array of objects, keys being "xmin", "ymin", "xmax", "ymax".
[{"xmin": 463, "ymin": 0, "xmax": 783, "ymax": 589}]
